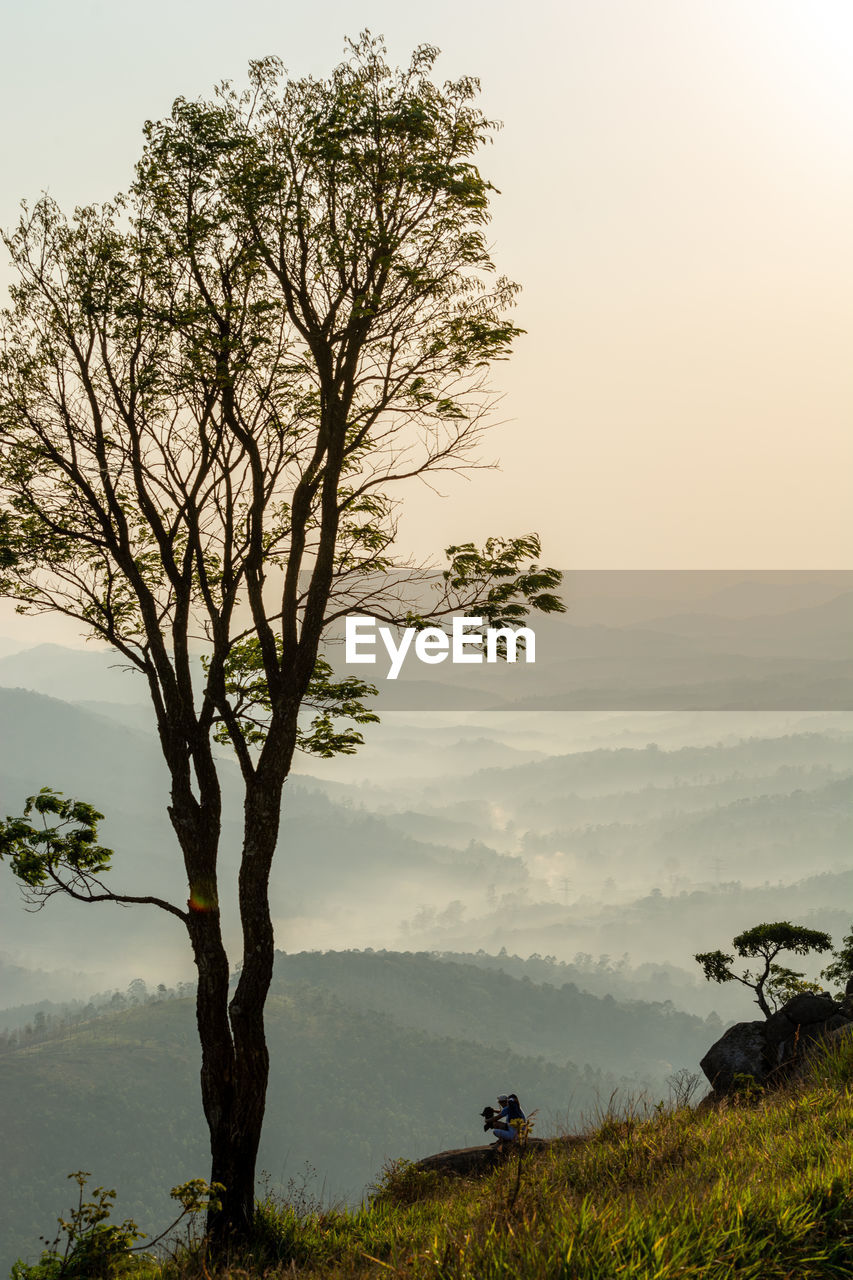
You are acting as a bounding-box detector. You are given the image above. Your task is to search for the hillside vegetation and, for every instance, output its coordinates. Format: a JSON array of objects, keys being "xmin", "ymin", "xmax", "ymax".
[
  {"xmin": 14, "ymin": 1036, "xmax": 853, "ymax": 1279},
  {"xmin": 5, "ymin": 953, "xmax": 676, "ymax": 1275}
]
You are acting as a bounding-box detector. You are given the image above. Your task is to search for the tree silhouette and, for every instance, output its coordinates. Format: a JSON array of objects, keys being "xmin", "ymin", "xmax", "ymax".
[
  {"xmin": 695, "ymin": 921, "xmax": 833, "ymax": 1018},
  {"xmin": 0, "ymin": 34, "xmax": 563, "ymax": 1246}
]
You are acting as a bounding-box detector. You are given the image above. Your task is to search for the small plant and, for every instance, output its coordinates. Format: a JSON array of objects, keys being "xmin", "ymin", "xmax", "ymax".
[
  {"xmin": 730, "ymin": 1072, "xmax": 764, "ymax": 1104},
  {"xmin": 504, "ymin": 1114, "xmax": 536, "ymax": 1215},
  {"xmin": 11, "ymin": 1172, "xmax": 222, "ymax": 1280},
  {"xmin": 369, "ymin": 1158, "xmax": 441, "ymax": 1207},
  {"xmin": 10, "ymin": 1173, "xmax": 144, "ymax": 1280},
  {"xmin": 666, "ymin": 1067, "xmax": 703, "ymax": 1109},
  {"xmin": 509, "ymin": 1111, "xmax": 535, "ymax": 1142},
  {"xmin": 251, "ymin": 1165, "xmax": 332, "ymax": 1267},
  {"xmin": 259, "ymin": 1163, "xmax": 325, "ymax": 1220}
]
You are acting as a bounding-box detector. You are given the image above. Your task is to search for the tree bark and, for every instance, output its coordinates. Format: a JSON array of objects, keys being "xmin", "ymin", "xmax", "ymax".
[
  {"xmin": 186, "ymin": 907, "xmax": 240, "ymax": 1244},
  {"xmin": 179, "ymin": 767, "xmax": 286, "ymax": 1250}
]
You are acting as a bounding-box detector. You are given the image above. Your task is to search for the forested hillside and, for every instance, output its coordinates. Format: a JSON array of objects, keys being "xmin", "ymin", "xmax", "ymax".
[{"xmin": 270, "ymin": 951, "xmax": 715, "ymax": 1073}]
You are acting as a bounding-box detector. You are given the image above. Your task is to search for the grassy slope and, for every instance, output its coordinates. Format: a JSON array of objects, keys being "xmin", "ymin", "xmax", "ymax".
[
  {"xmin": 145, "ymin": 1039, "xmax": 852, "ymax": 1279},
  {"xmin": 2, "ymin": 985, "xmax": 637, "ymax": 1276},
  {"xmin": 8, "ymin": 998, "xmax": 853, "ymax": 1279}
]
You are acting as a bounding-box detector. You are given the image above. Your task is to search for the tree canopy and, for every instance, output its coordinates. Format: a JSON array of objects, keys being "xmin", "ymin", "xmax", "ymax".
[
  {"xmin": 695, "ymin": 921, "xmax": 833, "ymax": 1019},
  {"xmin": 0, "ymin": 34, "xmax": 563, "ymax": 1246}
]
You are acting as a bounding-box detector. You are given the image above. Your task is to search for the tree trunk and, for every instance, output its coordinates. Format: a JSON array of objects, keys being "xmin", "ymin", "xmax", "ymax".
[
  {"xmin": 195, "ymin": 774, "xmax": 283, "ymax": 1252},
  {"xmin": 184, "ymin": 905, "xmax": 241, "ymax": 1246},
  {"xmin": 207, "ymin": 1101, "xmax": 264, "ymax": 1248},
  {"xmin": 165, "ymin": 690, "xmax": 298, "ymax": 1252},
  {"xmin": 188, "ymin": 893, "xmax": 270, "ymax": 1253}
]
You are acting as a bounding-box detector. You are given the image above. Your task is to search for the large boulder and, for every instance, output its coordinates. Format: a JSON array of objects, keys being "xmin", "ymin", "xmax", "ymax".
[
  {"xmin": 825, "ymin": 1022, "xmax": 853, "ymax": 1049},
  {"xmin": 774, "ymin": 1014, "xmax": 852, "ymax": 1078},
  {"xmin": 774, "ymin": 1019, "xmax": 853, "ymax": 1086},
  {"xmin": 699, "ymin": 1020, "xmax": 767, "ymax": 1093},
  {"xmin": 700, "ymin": 992, "xmax": 852, "ymax": 1095},
  {"xmin": 840, "ymin": 977, "xmax": 853, "ymax": 1019},
  {"xmin": 764, "ymin": 992, "xmax": 840, "ymax": 1067}
]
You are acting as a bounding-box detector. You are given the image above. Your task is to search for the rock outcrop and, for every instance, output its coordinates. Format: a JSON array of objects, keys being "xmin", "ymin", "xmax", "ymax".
[
  {"xmin": 415, "ymin": 1136, "xmax": 581, "ymax": 1179},
  {"xmin": 413, "ymin": 990, "xmax": 853, "ymax": 1181},
  {"xmin": 840, "ymin": 976, "xmax": 853, "ymax": 1020},
  {"xmin": 700, "ymin": 991, "xmax": 852, "ymax": 1096},
  {"xmin": 699, "ymin": 1020, "xmax": 768, "ymax": 1094}
]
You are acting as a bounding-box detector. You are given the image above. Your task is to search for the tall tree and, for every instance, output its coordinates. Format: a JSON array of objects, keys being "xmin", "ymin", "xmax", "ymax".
[{"xmin": 0, "ymin": 35, "xmax": 563, "ymax": 1245}]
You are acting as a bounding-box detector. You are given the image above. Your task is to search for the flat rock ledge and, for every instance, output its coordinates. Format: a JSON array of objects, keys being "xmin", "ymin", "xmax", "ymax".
[{"xmin": 415, "ymin": 1136, "xmax": 584, "ymax": 1178}]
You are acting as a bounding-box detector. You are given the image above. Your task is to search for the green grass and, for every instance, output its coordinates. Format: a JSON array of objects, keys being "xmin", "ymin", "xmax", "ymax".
[{"xmin": 17, "ymin": 1036, "xmax": 853, "ymax": 1280}]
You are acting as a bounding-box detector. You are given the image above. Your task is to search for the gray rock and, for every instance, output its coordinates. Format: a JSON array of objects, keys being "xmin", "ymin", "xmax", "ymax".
[
  {"xmin": 776, "ymin": 992, "xmax": 838, "ymax": 1025},
  {"xmin": 776, "ymin": 1013, "xmax": 851, "ymax": 1069},
  {"xmin": 765, "ymin": 993, "xmax": 848, "ymax": 1069},
  {"xmin": 765, "ymin": 1009, "xmax": 795, "ymax": 1062},
  {"xmin": 700, "ymin": 1020, "xmax": 767, "ymax": 1093},
  {"xmin": 414, "ymin": 1137, "xmax": 557, "ymax": 1178},
  {"xmin": 775, "ymin": 1020, "xmax": 853, "ymax": 1086}
]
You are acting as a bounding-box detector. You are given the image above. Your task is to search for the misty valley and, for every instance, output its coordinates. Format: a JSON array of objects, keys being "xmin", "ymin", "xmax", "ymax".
[{"xmin": 0, "ymin": 584, "xmax": 851, "ymax": 1272}]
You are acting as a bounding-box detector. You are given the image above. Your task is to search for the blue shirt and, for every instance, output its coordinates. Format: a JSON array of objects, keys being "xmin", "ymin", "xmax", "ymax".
[{"xmin": 497, "ymin": 1098, "xmax": 525, "ymax": 1123}]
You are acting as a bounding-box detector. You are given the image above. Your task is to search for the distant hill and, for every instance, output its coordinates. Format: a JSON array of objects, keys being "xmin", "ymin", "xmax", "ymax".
[
  {"xmin": 1, "ymin": 685, "xmax": 850, "ymax": 980},
  {"xmin": 398, "ymin": 870, "xmax": 853, "ymax": 970},
  {"xmin": 350, "ymin": 580, "xmax": 853, "ymax": 709},
  {"xmin": 0, "ymin": 954, "xmax": 100, "ymax": 1012},
  {"xmin": 0, "ymin": 687, "xmax": 531, "ymax": 982},
  {"xmin": 270, "ymin": 950, "xmax": 714, "ymax": 1076},
  {"xmin": 639, "ymin": 590, "xmax": 853, "ymax": 658},
  {"xmin": 0, "ymin": 642, "xmax": 149, "ymax": 704}
]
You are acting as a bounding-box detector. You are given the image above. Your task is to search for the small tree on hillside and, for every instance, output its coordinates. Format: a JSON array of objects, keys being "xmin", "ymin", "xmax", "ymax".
[
  {"xmin": 0, "ymin": 35, "xmax": 563, "ymax": 1248},
  {"xmin": 695, "ymin": 921, "xmax": 833, "ymax": 1019}
]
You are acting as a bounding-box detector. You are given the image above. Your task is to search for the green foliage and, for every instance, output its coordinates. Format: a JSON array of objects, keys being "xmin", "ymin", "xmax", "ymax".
[
  {"xmin": 730, "ymin": 1072, "xmax": 764, "ymax": 1104},
  {"xmin": 695, "ymin": 921, "xmax": 834, "ymax": 1017},
  {"xmin": 802, "ymin": 1028, "xmax": 853, "ymax": 1090},
  {"xmin": 731, "ymin": 921, "xmax": 834, "ymax": 962},
  {"xmin": 821, "ymin": 926, "xmax": 853, "ymax": 994},
  {"xmin": 0, "ymin": 789, "xmax": 112, "ymax": 893},
  {"xmin": 9, "ymin": 1172, "xmax": 221, "ymax": 1280},
  {"xmin": 10, "ymin": 1172, "xmax": 144, "ymax": 1280},
  {"xmin": 369, "ymin": 1158, "xmax": 442, "ymax": 1208},
  {"xmin": 765, "ymin": 963, "xmax": 824, "ymax": 1006},
  {"xmin": 204, "ymin": 644, "xmax": 379, "ymax": 755},
  {"xmin": 442, "ymin": 534, "xmax": 564, "ymax": 629}
]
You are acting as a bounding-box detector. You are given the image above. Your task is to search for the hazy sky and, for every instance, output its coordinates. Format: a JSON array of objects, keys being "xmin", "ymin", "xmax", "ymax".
[{"xmin": 1, "ymin": 0, "xmax": 851, "ymax": 573}]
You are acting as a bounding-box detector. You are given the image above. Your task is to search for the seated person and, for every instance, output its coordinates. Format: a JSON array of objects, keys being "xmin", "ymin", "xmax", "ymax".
[{"xmin": 488, "ymin": 1092, "xmax": 525, "ymax": 1141}]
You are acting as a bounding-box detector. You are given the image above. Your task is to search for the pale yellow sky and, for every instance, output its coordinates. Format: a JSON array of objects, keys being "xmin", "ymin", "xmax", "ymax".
[{"xmin": 1, "ymin": 0, "xmax": 851, "ymax": 571}]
